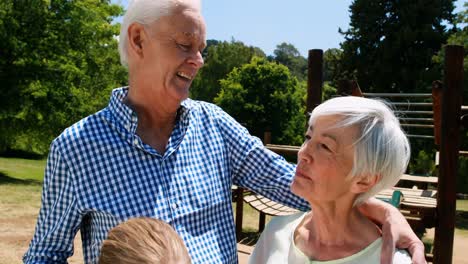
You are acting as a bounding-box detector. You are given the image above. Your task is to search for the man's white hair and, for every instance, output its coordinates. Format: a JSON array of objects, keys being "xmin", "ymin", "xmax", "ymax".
[
  {"xmin": 309, "ymin": 96, "xmax": 410, "ymax": 206},
  {"xmin": 118, "ymin": 0, "xmax": 201, "ymax": 67}
]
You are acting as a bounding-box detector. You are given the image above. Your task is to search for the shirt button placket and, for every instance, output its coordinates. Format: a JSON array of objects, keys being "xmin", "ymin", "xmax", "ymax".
[{"xmin": 161, "ymin": 159, "xmax": 177, "ymax": 219}]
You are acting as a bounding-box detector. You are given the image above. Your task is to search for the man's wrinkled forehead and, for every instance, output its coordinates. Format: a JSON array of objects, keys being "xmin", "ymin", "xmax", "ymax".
[{"xmin": 153, "ymin": 8, "xmax": 206, "ymax": 41}]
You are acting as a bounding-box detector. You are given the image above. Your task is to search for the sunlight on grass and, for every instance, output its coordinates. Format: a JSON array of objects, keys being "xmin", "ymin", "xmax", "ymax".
[
  {"xmin": 0, "ymin": 157, "xmax": 44, "ymax": 217},
  {"xmin": 0, "ymin": 157, "xmax": 46, "ymax": 182},
  {"xmin": 457, "ymin": 199, "xmax": 468, "ymax": 212},
  {"xmin": 456, "ymin": 228, "xmax": 468, "ymax": 237},
  {"xmin": 233, "ymin": 203, "xmax": 273, "ymax": 232},
  {"xmin": 1, "ymin": 184, "xmax": 42, "ymax": 205}
]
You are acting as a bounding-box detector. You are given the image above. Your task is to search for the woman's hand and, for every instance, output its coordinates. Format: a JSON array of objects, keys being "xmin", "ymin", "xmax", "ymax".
[{"xmin": 358, "ymin": 198, "xmax": 427, "ymax": 264}]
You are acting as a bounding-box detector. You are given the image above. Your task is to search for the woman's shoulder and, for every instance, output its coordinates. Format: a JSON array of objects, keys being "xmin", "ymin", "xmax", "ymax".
[
  {"xmin": 248, "ymin": 212, "xmax": 307, "ymax": 264},
  {"xmin": 264, "ymin": 212, "xmax": 307, "ymax": 233},
  {"xmin": 262, "ymin": 212, "xmax": 306, "ymax": 240}
]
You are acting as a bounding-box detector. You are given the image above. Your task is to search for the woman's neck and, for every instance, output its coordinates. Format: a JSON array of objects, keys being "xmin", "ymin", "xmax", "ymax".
[{"xmin": 294, "ymin": 201, "xmax": 381, "ymax": 260}]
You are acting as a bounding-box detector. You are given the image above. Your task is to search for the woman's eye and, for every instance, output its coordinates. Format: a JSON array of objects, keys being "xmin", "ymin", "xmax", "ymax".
[{"xmin": 319, "ymin": 143, "xmax": 331, "ymax": 152}]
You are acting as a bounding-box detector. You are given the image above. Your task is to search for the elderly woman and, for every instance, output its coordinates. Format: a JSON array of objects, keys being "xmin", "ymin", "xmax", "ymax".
[{"xmin": 250, "ymin": 96, "xmax": 412, "ymax": 263}]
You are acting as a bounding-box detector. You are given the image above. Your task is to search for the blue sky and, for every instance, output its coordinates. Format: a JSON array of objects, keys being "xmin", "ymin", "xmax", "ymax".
[{"xmin": 113, "ymin": 0, "xmax": 466, "ymax": 57}]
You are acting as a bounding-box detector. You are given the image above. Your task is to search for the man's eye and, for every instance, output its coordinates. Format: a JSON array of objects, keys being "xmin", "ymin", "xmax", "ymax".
[
  {"xmin": 304, "ymin": 135, "xmax": 311, "ymax": 141},
  {"xmin": 178, "ymin": 43, "xmax": 191, "ymax": 51}
]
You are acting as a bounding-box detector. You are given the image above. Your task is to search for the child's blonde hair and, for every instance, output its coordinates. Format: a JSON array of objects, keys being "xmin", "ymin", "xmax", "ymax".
[{"xmin": 99, "ymin": 217, "xmax": 191, "ymax": 264}]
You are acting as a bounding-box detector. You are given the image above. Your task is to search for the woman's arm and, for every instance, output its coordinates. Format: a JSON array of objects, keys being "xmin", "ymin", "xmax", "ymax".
[{"xmin": 358, "ymin": 198, "xmax": 426, "ymax": 264}]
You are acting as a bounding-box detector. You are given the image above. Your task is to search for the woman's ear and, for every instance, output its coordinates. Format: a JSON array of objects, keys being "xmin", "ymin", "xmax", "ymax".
[{"xmin": 350, "ymin": 174, "xmax": 380, "ymax": 194}]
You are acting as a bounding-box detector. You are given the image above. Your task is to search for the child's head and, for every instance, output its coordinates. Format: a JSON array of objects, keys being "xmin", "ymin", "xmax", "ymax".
[{"xmin": 99, "ymin": 217, "xmax": 191, "ymax": 264}]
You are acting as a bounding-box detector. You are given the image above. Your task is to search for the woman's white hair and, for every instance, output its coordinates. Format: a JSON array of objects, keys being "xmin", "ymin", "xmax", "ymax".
[
  {"xmin": 309, "ymin": 96, "xmax": 410, "ymax": 206},
  {"xmin": 118, "ymin": 0, "xmax": 202, "ymax": 67}
]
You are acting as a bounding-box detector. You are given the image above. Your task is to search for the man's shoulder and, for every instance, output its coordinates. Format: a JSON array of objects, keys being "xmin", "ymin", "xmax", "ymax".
[
  {"xmin": 54, "ymin": 109, "xmax": 107, "ymax": 146},
  {"xmin": 183, "ymin": 98, "xmax": 222, "ymax": 113},
  {"xmin": 183, "ymin": 99, "xmax": 238, "ymax": 126}
]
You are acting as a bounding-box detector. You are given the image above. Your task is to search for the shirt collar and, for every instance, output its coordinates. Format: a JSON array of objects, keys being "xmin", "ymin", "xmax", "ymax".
[
  {"xmin": 108, "ymin": 87, "xmax": 137, "ymax": 134},
  {"xmin": 107, "ymin": 87, "xmax": 191, "ymax": 135}
]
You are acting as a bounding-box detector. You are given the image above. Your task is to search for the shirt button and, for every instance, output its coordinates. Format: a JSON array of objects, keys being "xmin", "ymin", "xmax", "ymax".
[
  {"xmin": 133, "ymin": 138, "xmax": 139, "ymax": 145},
  {"xmin": 172, "ymin": 203, "xmax": 178, "ymax": 210}
]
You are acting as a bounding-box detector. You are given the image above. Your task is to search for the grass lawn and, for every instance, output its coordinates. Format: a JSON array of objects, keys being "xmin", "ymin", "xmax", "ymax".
[
  {"xmin": 0, "ymin": 157, "xmax": 46, "ymax": 182},
  {"xmin": 0, "ymin": 157, "xmax": 84, "ymax": 264},
  {"xmin": 0, "ymin": 158, "xmax": 45, "ymax": 264},
  {"xmin": 458, "ymin": 199, "xmax": 468, "ymax": 212},
  {"xmin": 0, "ymin": 157, "xmax": 45, "ymax": 211}
]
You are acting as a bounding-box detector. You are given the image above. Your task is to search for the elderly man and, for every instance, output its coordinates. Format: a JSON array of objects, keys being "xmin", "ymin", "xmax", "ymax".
[{"xmin": 24, "ymin": 0, "xmax": 425, "ymax": 263}]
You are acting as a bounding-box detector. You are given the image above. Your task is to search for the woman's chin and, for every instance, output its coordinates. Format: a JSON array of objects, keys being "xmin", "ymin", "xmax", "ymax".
[{"xmin": 291, "ymin": 179, "xmax": 307, "ymax": 198}]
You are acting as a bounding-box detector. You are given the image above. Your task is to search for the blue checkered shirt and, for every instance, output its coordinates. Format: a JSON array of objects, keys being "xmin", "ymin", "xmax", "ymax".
[{"xmin": 24, "ymin": 87, "xmax": 308, "ymax": 264}]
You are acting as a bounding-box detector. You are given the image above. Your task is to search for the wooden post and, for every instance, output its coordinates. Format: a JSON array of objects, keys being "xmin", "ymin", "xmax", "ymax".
[
  {"xmin": 431, "ymin": 80, "xmax": 443, "ymax": 146},
  {"xmin": 258, "ymin": 131, "xmax": 272, "ymax": 232},
  {"xmin": 433, "ymin": 45, "xmax": 464, "ymax": 264},
  {"xmin": 306, "ymin": 49, "xmax": 323, "ymax": 119},
  {"xmin": 259, "ymin": 212, "xmax": 266, "ymax": 232},
  {"xmin": 235, "ymin": 187, "xmax": 244, "ymax": 240}
]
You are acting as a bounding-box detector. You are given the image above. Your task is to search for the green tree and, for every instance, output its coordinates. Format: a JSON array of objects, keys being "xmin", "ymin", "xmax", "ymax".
[
  {"xmin": 190, "ymin": 39, "xmax": 265, "ymax": 102},
  {"xmin": 339, "ymin": 0, "xmax": 456, "ymax": 93},
  {"xmin": 323, "ymin": 48, "xmax": 343, "ymax": 86},
  {"xmin": 215, "ymin": 57, "xmax": 305, "ymax": 145},
  {"xmin": 0, "ymin": 0, "xmax": 127, "ymax": 154},
  {"xmin": 433, "ymin": 2, "xmax": 468, "ymax": 100},
  {"xmin": 269, "ymin": 42, "xmax": 308, "ymax": 81}
]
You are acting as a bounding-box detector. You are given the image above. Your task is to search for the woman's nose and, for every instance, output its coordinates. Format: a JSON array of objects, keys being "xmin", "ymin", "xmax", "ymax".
[{"xmin": 298, "ymin": 143, "xmax": 312, "ymax": 163}]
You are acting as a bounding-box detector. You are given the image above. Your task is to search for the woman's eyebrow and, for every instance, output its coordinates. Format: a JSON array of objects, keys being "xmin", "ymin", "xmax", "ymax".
[{"xmin": 321, "ymin": 132, "xmax": 337, "ymax": 143}]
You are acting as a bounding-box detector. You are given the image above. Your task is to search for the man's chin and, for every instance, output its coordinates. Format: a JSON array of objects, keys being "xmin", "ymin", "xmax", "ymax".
[{"xmin": 173, "ymin": 88, "xmax": 190, "ymax": 102}]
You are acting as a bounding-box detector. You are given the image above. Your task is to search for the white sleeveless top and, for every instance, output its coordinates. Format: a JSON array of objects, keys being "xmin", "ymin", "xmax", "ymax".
[{"xmin": 249, "ymin": 212, "xmax": 412, "ymax": 264}]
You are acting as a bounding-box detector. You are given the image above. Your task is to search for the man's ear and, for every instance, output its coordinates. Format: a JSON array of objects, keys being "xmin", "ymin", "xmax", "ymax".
[
  {"xmin": 350, "ymin": 174, "xmax": 380, "ymax": 194},
  {"xmin": 127, "ymin": 23, "xmax": 146, "ymax": 58}
]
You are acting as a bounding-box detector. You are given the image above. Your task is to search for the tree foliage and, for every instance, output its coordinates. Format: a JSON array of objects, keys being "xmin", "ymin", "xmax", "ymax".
[
  {"xmin": 339, "ymin": 0, "xmax": 456, "ymax": 93},
  {"xmin": 433, "ymin": 2, "xmax": 468, "ymax": 100},
  {"xmin": 323, "ymin": 48, "xmax": 343, "ymax": 86},
  {"xmin": 269, "ymin": 42, "xmax": 308, "ymax": 81},
  {"xmin": 190, "ymin": 39, "xmax": 265, "ymax": 102},
  {"xmin": 215, "ymin": 57, "xmax": 306, "ymax": 145},
  {"xmin": 0, "ymin": 0, "xmax": 127, "ymax": 154}
]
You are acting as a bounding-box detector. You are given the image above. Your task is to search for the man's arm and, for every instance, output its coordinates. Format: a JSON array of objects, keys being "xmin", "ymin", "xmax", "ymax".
[
  {"xmin": 23, "ymin": 141, "xmax": 82, "ymax": 263},
  {"xmin": 213, "ymin": 106, "xmax": 308, "ymax": 211},
  {"xmin": 358, "ymin": 198, "xmax": 427, "ymax": 264}
]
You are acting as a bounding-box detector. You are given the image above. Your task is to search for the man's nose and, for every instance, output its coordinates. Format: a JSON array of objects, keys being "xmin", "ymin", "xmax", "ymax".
[{"xmin": 188, "ymin": 51, "xmax": 204, "ymax": 69}]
